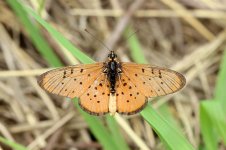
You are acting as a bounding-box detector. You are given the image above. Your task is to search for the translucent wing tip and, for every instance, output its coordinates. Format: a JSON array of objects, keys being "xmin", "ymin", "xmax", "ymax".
[
  {"xmin": 176, "ymin": 71, "xmax": 187, "ymax": 90},
  {"xmin": 37, "ymin": 72, "xmax": 47, "ymax": 88}
]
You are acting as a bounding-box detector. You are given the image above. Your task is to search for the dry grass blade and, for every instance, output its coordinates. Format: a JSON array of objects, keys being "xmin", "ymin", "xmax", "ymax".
[
  {"xmin": 94, "ymin": 0, "xmax": 146, "ymax": 61},
  {"xmin": 27, "ymin": 112, "xmax": 75, "ymax": 149},
  {"xmin": 0, "ymin": 69, "xmax": 51, "ymax": 77},
  {"xmin": 160, "ymin": 0, "xmax": 215, "ymax": 41},
  {"xmin": 70, "ymin": 9, "xmax": 226, "ymax": 19},
  {"xmin": 114, "ymin": 114, "xmax": 150, "ymax": 150}
]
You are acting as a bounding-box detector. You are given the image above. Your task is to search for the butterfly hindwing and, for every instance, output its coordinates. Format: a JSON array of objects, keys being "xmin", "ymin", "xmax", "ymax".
[
  {"xmin": 79, "ymin": 73, "xmax": 110, "ymax": 115},
  {"xmin": 38, "ymin": 63, "xmax": 104, "ymax": 98},
  {"xmin": 121, "ymin": 62, "xmax": 186, "ymax": 97},
  {"xmin": 116, "ymin": 74, "xmax": 148, "ymax": 115}
]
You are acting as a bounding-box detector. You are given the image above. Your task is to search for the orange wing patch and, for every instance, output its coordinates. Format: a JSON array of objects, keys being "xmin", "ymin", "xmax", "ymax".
[
  {"xmin": 115, "ymin": 74, "xmax": 148, "ymax": 115},
  {"xmin": 121, "ymin": 62, "xmax": 186, "ymax": 98},
  {"xmin": 37, "ymin": 63, "xmax": 104, "ymax": 98},
  {"xmin": 79, "ymin": 73, "xmax": 110, "ymax": 115}
]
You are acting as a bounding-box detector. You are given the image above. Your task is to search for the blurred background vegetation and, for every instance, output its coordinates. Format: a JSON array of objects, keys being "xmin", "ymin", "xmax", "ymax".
[{"xmin": 0, "ymin": 0, "xmax": 226, "ymax": 150}]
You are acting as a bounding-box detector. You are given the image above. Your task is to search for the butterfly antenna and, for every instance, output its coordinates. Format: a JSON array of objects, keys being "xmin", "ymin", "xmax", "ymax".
[
  {"xmin": 84, "ymin": 29, "xmax": 111, "ymax": 52},
  {"xmin": 125, "ymin": 29, "xmax": 139, "ymax": 41}
]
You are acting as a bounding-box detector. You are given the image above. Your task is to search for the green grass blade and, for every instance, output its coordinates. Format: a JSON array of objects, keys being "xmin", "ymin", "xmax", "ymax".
[
  {"xmin": 25, "ymin": 6, "xmax": 94, "ymax": 64},
  {"xmin": 214, "ymin": 49, "xmax": 226, "ymax": 107},
  {"xmin": 124, "ymin": 27, "xmax": 148, "ymax": 64},
  {"xmin": 200, "ymin": 101, "xmax": 218, "ymax": 150},
  {"xmin": 124, "ymin": 26, "xmax": 194, "ymax": 150},
  {"xmin": 200, "ymin": 48, "xmax": 226, "ymax": 150},
  {"xmin": 0, "ymin": 136, "xmax": 28, "ymax": 150},
  {"xmin": 141, "ymin": 105, "xmax": 195, "ymax": 150},
  {"xmin": 73, "ymin": 100, "xmax": 118, "ymax": 150},
  {"xmin": 23, "ymin": 6, "xmax": 129, "ymax": 150},
  {"xmin": 106, "ymin": 116, "xmax": 130, "ymax": 150},
  {"xmin": 200, "ymin": 100, "xmax": 226, "ymax": 149},
  {"xmin": 7, "ymin": 0, "xmax": 62, "ymax": 67},
  {"xmin": 158, "ymin": 104, "xmax": 180, "ymax": 129}
]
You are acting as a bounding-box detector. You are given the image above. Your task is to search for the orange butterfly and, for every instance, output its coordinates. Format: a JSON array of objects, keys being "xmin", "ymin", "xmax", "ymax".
[{"xmin": 38, "ymin": 51, "xmax": 186, "ymax": 115}]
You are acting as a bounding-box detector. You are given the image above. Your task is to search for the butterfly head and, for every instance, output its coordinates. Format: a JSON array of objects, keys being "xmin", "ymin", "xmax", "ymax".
[{"xmin": 108, "ymin": 51, "xmax": 117, "ymax": 61}]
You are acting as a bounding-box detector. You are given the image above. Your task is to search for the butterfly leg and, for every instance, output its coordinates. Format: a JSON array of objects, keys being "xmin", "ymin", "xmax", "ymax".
[
  {"xmin": 103, "ymin": 68, "xmax": 108, "ymax": 73},
  {"xmin": 102, "ymin": 62, "xmax": 108, "ymax": 73},
  {"xmin": 117, "ymin": 62, "xmax": 122, "ymax": 73}
]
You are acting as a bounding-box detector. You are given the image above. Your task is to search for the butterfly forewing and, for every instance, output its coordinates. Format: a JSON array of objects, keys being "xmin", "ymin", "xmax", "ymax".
[
  {"xmin": 79, "ymin": 73, "xmax": 110, "ymax": 115},
  {"xmin": 121, "ymin": 62, "xmax": 186, "ymax": 97},
  {"xmin": 116, "ymin": 74, "xmax": 147, "ymax": 115},
  {"xmin": 38, "ymin": 63, "xmax": 104, "ymax": 98}
]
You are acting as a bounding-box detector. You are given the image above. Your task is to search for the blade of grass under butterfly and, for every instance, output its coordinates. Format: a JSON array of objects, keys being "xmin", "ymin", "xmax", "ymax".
[
  {"xmin": 73, "ymin": 100, "xmax": 118, "ymax": 150},
  {"xmin": 157, "ymin": 104, "xmax": 181, "ymax": 150},
  {"xmin": 158, "ymin": 104, "xmax": 192, "ymax": 149},
  {"xmin": 24, "ymin": 4, "xmax": 128, "ymax": 150},
  {"xmin": 7, "ymin": 0, "xmax": 62, "ymax": 67},
  {"xmin": 158, "ymin": 104, "xmax": 181, "ymax": 130},
  {"xmin": 0, "ymin": 136, "xmax": 27, "ymax": 150},
  {"xmin": 124, "ymin": 26, "xmax": 195, "ymax": 150},
  {"xmin": 106, "ymin": 116, "xmax": 130, "ymax": 150},
  {"xmin": 141, "ymin": 105, "xmax": 195, "ymax": 150}
]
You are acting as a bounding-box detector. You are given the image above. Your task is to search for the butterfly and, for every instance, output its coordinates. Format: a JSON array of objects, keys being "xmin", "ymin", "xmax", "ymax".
[{"xmin": 38, "ymin": 51, "xmax": 186, "ymax": 116}]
